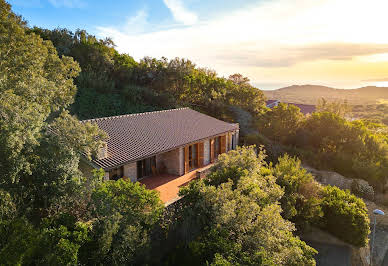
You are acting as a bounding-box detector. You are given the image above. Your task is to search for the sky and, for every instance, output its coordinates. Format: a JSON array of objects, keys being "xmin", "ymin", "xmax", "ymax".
[{"xmin": 8, "ymin": 0, "xmax": 388, "ymax": 90}]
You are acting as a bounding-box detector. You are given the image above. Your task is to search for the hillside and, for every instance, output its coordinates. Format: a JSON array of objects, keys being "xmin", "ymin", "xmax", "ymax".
[{"xmin": 263, "ymin": 85, "xmax": 388, "ymax": 105}]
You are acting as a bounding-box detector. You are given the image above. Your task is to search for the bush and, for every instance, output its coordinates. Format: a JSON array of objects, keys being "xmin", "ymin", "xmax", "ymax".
[
  {"xmin": 79, "ymin": 179, "xmax": 164, "ymax": 265},
  {"xmin": 273, "ymin": 155, "xmax": 323, "ymax": 230},
  {"xmin": 320, "ymin": 186, "xmax": 370, "ymax": 247}
]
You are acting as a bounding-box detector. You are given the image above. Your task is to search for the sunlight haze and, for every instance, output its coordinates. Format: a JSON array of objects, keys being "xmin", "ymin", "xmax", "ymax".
[{"xmin": 10, "ymin": 0, "xmax": 388, "ymax": 90}]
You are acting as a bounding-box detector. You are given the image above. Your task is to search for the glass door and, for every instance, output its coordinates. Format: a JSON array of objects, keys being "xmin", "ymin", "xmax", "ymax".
[{"xmin": 137, "ymin": 156, "xmax": 156, "ymax": 179}]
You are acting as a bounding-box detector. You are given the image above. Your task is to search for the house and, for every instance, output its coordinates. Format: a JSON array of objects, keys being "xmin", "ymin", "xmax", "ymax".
[
  {"xmin": 266, "ymin": 100, "xmax": 316, "ymax": 115},
  {"xmin": 265, "ymin": 99, "xmax": 280, "ymax": 108},
  {"xmin": 79, "ymin": 108, "xmax": 239, "ymax": 184}
]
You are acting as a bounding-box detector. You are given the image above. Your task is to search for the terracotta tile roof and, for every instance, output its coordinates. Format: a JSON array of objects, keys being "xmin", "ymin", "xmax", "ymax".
[
  {"xmin": 81, "ymin": 108, "xmax": 238, "ymax": 170},
  {"xmin": 266, "ymin": 99, "xmax": 316, "ymax": 115},
  {"xmin": 265, "ymin": 100, "xmax": 279, "ymax": 108},
  {"xmin": 286, "ymin": 103, "xmax": 316, "ymax": 115}
]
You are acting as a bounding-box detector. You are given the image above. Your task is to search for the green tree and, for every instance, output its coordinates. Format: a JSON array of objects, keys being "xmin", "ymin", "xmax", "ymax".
[
  {"xmin": 273, "ymin": 155, "xmax": 323, "ymax": 230},
  {"xmin": 316, "ymin": 98, "xmax": 349, "ymax": 117},
  {"xmin": 79, "ymin": 179, "xmax": 164, "ymax": 265},
  {"xmin": 176, "ymin": 147, "xmax": 317, "ymax": 265},
  {"xmin": 320, "ymin": 186, "xmax": 370, "ymax": 247},
  {"xmin": 258, "ymin": 103, "xmax": 305, "ymax": 144}
]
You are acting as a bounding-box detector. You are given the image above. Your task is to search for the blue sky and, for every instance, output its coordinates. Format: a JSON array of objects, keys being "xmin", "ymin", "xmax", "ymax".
[
  {"xmin": 8, "ymin": 0, "xmax": 388, "ymax": 90},
  {"xmin": 9, "ymin": 0, "xmax": 260, "ymax": 35}
]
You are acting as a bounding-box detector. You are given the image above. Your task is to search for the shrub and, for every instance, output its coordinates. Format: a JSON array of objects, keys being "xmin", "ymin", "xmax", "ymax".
[
  {"xmin": 320, "ymin": 186, "xmax": 370, "ymax": 247},
  {"xmin": 273, "ymin": 155, "xmax": 323, "ymax": 230}
]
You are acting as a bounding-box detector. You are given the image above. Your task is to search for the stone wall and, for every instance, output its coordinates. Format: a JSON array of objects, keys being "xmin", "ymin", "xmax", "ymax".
[
  {"xmin": 157, "ymin": 148, "xmax": 181, "ymax": 176},
  {"xmin": 124, "ymin": 162, "xmax": 137, "ymax": 182},
  {"xmin": 204, "ymin": 139, "xmax": 210, "ymax": 165},
  {"xmin": 301, "ymin": 227, "xmax": 370, "ymax": 266},
  {"xmin": 104, "ymin": 171, "xmax": 109, "ymax": 181}
]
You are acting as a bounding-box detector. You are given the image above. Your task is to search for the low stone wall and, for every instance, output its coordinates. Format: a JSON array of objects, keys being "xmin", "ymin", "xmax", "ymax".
[{"xmin": 196, "ymin": 163, "xmax": 214, "ymax": 179}]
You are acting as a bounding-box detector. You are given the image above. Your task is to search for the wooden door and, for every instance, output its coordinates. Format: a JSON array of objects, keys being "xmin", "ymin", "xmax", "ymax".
[
  {"xmin": 198, "ymin": 142, "xmax": 204, "ymax": 167},
  {"xmin": 210, "ymin": 139, "xmax": 215, "ymax": 163},
  {"xmin": 220, "ymin": 135, "xmax": 226, "ymax": 154},
  {"xmin": 184, "ymin": 146, "xmax": 189, "ymax": 173}
]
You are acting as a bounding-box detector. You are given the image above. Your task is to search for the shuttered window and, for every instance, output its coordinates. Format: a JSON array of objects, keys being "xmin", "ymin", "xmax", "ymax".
[{"xmin": 184, "ymin": 142, "xmax": 204, "ymax": 173}]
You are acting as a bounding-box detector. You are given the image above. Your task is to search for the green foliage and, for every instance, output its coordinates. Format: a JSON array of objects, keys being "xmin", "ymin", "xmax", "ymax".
[
  {"xmin": 176, "ymin": 147, "xmax": 317, "ymax": 265},
  {"xmin": 316, "ymin": 98, "xmax": 350, "ymax": 117},
  {"xmin": 273, "ymin": 155, "xmax": 323, "ymax": 230},
  {"xmin": 351, "ymin": 103, "xmax": 388, "ymax": 126},
  {"xmin": 257, "ymin": 103, "xmax": 305, "ymax": 144},
  {"xmin": 0, "ymin": 218, "xmax": 38, "ymax": 265},
  {"xmin": 0, "ymin": 1, "xmax": 81, "ymax": 184},
  {"xmin": 258, "ymin": 105, "xmax": 388, "ymax": 188},
  {"xmin": 0, "ymin": 190, "xmax": 17, "ymax": 220},
  {"xmin": 79, "ymin": 180, "xmax": 164, "ymax": 265},
  {"xmin": 206, "ymin": 146, "xmax": 267, "ymax": 186},
  {"xmin": 0, "ymin": 0, "xmax": 107, "ymax": 221},
  {"xmin": 34, "ymin": 214, "xmax": 90, "ymax": 265},
  {"xmin": 31, "ymin": 28, "xmax": 266, "ymax": 124},
  {"xmin": 320, "ymin": 186, "xmax": 370, "ymax": 247}
]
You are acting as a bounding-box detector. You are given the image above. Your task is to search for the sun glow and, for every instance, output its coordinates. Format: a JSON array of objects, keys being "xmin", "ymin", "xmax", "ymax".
[{"xmin": 97, "ymin": 0, "xmax": 388, "ymax": 89}]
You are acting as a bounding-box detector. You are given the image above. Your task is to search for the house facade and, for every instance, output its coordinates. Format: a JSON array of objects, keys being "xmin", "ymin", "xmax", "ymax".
[{"xmin": 80, "ymin": 108, "xmax": 239, "ymax": 182}]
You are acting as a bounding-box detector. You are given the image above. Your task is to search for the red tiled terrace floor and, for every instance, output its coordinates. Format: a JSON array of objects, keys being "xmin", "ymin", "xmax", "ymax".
[{"xmin": 139, "ymin": 165, "xmax": 211, "ymax": 204}]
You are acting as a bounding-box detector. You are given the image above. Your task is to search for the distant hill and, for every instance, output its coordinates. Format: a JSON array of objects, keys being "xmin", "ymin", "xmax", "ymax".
[{"xmin": 263, "ymin": 85, "xmax": 388, "ymax": 105}]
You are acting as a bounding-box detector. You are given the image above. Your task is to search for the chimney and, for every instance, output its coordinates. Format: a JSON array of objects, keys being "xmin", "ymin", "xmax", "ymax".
[{"xmin": 97, "ymin": 142, "xmax": 108, "ymax": 159}]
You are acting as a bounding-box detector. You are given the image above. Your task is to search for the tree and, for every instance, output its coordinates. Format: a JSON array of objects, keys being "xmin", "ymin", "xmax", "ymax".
[
  {"xmin": 258, "ymin": 103, "xmax": 305, "ymax": 144},
  {"xmin": 79, "ymin": 179, "xmax": 164, "ymax": 265},
  {"xmin": 316, "ymin": 98, "xmax": 349, "ymax": 118},
  {"xmin": 176, "ymin": 146, "xmax": 317, "ymax": 265},
  {"xmin": 0, "ymin": 0, "xmax": 107, "ymax": 215},
  {"xmin": 320, "ymin": 186, "xmax": 370, "ymax": 247},
  {"xmin": 273, "ymin": 155, "xmax": 323, "ymax": 230}
]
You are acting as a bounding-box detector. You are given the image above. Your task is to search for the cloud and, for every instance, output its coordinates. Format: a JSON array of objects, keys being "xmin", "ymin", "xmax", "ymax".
[
  {"xmin": 48, "ymin": 0, "xmax": 86, "ymax": 8},
  {"xmin": 96, "ymin": 0, "xmax": 388, "ymax": 87},
  {"xmin": 363, "ymin": 78, "xmax": 388, "ymax": 82},
  {"xmin": 163, "ymin": 0, "xmax": 198, "ymax": 25},
  {"xmin": 212, "ymin": 43, "xmax": 388, "ymax": 67}
]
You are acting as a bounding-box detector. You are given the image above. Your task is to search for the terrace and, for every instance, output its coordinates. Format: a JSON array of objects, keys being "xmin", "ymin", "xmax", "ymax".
[{"xmin": 139, "ymin": 164, "xmax": 213, "ymax": 205}]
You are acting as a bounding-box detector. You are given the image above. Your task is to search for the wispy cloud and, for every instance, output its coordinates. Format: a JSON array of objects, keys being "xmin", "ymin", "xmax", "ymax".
[
  {"xmin": 212, "ymin": 43, "xmax": 388, "ymax": 67},
  {"xmin": 96, "ymin": 0, "xmax": 388, "ymax": 88},
  {"xmin": 163, "ymin": 0, "xmax": 198, "ymax": 25},
  {"xmin": 48, "ymin": 0, "xmax": 86, "ymax": 8},
  {"xmin": 363, "ymin": 77, "xmax": 388, "ymax": 82}
]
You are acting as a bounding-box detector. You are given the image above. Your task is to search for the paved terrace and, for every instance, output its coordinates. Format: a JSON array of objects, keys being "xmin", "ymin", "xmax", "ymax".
[{"xmin": 139, "ymin": 164, "xmax": 213, "ymax": 205}]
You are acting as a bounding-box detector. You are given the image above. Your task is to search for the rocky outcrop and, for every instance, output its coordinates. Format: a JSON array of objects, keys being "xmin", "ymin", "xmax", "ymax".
[
  {"xmin": 303, "ymin": 165, "xmax": 374, "ymax": 200},
  {"xmin": 301, "ymin": 227, "xmax": 370, "ymax": 266}
]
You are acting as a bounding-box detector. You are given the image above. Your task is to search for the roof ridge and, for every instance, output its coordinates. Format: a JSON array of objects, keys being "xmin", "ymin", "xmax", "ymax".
[{"xmin": 81, "ymin": 107, "xmax": 190, "ymax": 122}]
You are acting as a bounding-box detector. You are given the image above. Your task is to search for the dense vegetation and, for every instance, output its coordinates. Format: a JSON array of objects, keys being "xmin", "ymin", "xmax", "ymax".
[
  {"xmin": 167, "ymin": 147, "xmax": 369, "ymax": 265},
  {"xmin": 29, "ymin": 28, "xmax": 266, "ymax": 123},
  {"xmin": 0, "ymin": 1, "xmax": 373, "ymax": 265},
  {"xmin": 251, "ymin": 102, "xmax": 388, "ymax": 190},
  {"xmin": 351, "ymin": 103, "xmax": 388, "ymax": 126}
]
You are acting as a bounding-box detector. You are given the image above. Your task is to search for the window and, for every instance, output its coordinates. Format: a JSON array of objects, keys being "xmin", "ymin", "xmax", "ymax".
[
  {"xmin": 109, "ymin": 166, "xmax": 123, "ymax": 181},
  {"xmin": 231, "ymin": 133, "xmax": 236, "ymax": 150},
  {"xmin": 214, "ymin": 136, "xmax": 221, "ymax": 159},
  {"xmin": 137, "ymin": 156, "xmax": 156, "ymax": 179},
  {"xmin": 188, "ymin": 144, "xmax": 198, "ymax": 170}
]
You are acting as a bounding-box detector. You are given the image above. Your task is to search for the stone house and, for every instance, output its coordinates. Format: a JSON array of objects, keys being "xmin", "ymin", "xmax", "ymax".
[{"xmin": 79, "ymin": 108, "xmax": 239, "ymax": 182}]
